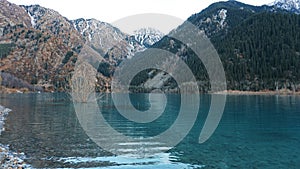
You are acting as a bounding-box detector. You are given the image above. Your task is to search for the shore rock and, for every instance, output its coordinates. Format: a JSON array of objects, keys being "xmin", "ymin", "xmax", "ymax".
[{"xmin": 0, "ymin": 105, "xmax": 31, "ymax": 168}]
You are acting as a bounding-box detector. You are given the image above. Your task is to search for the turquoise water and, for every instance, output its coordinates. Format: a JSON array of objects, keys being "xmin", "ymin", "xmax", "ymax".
[{"xmin": 0, "ymin": 93, "xmax": 299, "ymax": 168}]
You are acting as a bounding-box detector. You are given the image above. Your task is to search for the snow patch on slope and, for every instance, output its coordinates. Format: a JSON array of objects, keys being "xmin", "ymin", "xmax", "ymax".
[
  {"xmin": 270, "ymin": 0, "xmax": 300, "ymax": 14},
  {"xmin": 27, "ymin": 11, "xmax": 36, "ymax": 27},
  {"xmin": 218, "ymin": 9, "xmax": 227, "ymax": 28},
  {"xmin": 82, "ymin": 20, "xmax": 90, "ymax": 35}
]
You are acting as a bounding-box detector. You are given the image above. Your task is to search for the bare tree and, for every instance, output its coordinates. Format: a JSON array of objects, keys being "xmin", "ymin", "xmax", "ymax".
[
  {"xmin": 275, "ymin": 81, "xmax": 279, "ymax": 93},
  {"xmin": 71, "ymin": 62, "xmax": 97, "ymax": 102},
  {"xmin": 0, "ymin": 73, "xmax": 2, "ymax": 91}
]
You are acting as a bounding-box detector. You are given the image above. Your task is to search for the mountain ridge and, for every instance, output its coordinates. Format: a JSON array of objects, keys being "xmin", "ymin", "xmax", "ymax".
[
  {"xmin": 270, "ymin": 0, "xmax": 300, "ymax": 14},
  {"xmin": 0, "ymin": 0, "xmax": 164, "ymax": 92},
  {"xmin": 1, "ymin": 0, "xmax": 300, "ymax": 93},
  {"xmin": 130, "ymin": 0, "xmax": 300, "ymax": 93}
]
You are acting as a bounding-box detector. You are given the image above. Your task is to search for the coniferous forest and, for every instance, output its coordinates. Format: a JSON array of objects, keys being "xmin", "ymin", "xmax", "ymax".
[{"xmin": 135, "ymin": 3, "xmax": 300, "ymax": 92}]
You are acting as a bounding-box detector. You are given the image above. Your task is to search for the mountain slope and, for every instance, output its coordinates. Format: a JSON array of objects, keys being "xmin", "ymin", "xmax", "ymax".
[
  {"xmin": 214, "ymin": 12, "xmax": 300, "ymax": 91},
  {"xmin": 189, "ymin": 1, "xmax": 300, "ymax": 91},
  {"xmin": 72, "ymin": 18, "xmax": 126, "ymax": 57},
  {"xmin": 72, "ymin": 18, "xmax": 164, "ymax": 63},
  {"xmin": 0, "ymin": 1, "xmax": 84, "ymax": 91},
  {"xmin": 24, "ymin": 5, "xmax": 83, "ymax": 50},
  {"xmin": 132, "ymin": 1, "xmax": 300, "ymax": 93},
  {"xmin": 0, "ymin": 0, "xmax": 31, "ymax": 29},
  {"xmin": 0, "ymin": 0, "xmax": 164, "ymax": 92},
  {"xmin": 1, "ymin": 0, "xmax": 299, "ymax": 93},
  {"xmin": 187, "ymin": 1, "xmax": 276, "ymax": 38},
  {"xmin": 271, "ymin": 0, "xmax": 300, "ymax": 14}
]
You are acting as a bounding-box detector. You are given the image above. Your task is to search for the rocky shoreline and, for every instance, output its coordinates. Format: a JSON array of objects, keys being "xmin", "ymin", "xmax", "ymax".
[
  {"xmin": 0, "ymin": 105, "xmax": 11, "ymax": 135},
  {"xmin": 214, "ymin": 90, "xmax": 300, "ymax": 95},
  {"xmin": 0, "ymin": 105, "xmax": 31, "ymax": 169}
]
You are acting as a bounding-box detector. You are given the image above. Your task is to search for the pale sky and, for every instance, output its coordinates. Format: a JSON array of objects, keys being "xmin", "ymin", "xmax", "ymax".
[{"xmin": 9, "ymin": 0, "xmax": 274, "ymax": 23}]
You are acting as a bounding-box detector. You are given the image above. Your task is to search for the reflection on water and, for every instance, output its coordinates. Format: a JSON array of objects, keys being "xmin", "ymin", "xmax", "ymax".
[{"xmin": 0, "ymin": 93, "xmax": 299, "ymax": 168}]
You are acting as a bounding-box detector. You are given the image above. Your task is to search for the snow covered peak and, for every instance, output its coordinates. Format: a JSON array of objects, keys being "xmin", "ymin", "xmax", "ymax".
[
  {"xmin": 270, "ymin": 0, "xmax": 300, "ymax": 14},
  {"xmin": 133, "ymin": 27, "xmax": 164, "ymax": 48}
]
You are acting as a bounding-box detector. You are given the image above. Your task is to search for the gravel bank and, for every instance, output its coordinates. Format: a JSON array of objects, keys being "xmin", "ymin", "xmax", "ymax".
[{"xmin": 0, "ymin": 105, "xmax": 32, "ymax": 169}]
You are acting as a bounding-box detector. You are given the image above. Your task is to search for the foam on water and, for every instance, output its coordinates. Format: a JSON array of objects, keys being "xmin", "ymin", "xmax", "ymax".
[{"xmin": 58, "ymin": 153, "xmax": 205, "ymax": 169}]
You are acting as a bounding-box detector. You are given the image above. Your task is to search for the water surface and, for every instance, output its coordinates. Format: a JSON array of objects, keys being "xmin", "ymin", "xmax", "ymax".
[{"xmin": 0, "ymin": 93, "xmax": 299, "ymax": 168}]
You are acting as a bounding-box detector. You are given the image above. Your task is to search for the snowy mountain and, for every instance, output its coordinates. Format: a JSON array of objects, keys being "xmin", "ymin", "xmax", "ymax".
[
  {"xmin": 72, "ymin": 19, "xmax": 165, "ymax": 60},
  {"xmin": 133, "ymin": 28, "xmax": 164, "ymax": 48},
  {"xmin": 270, "ymin": 0, "xmax": 300, "ymax": 14},
  {"xmin": 72, "ymin": 18, "xmax": 126, "ymax": 56},
  {"xmin": 0, "ymin": 1, "xmax": 84, "ymax": 92},
  {"xmin": 122, "ymin": 27, "xmax": 164, "ymax": 58},
  {"xmin": 3, "ymin": 0, "xmax": 300, "ymax": 93},
  {"xmin": 129, "ymin": 0, "xmax": 300, "ymax": 93},
  {"xmin": 188, "ymin": 0, "xmax": 275, "ymax": 38}
]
